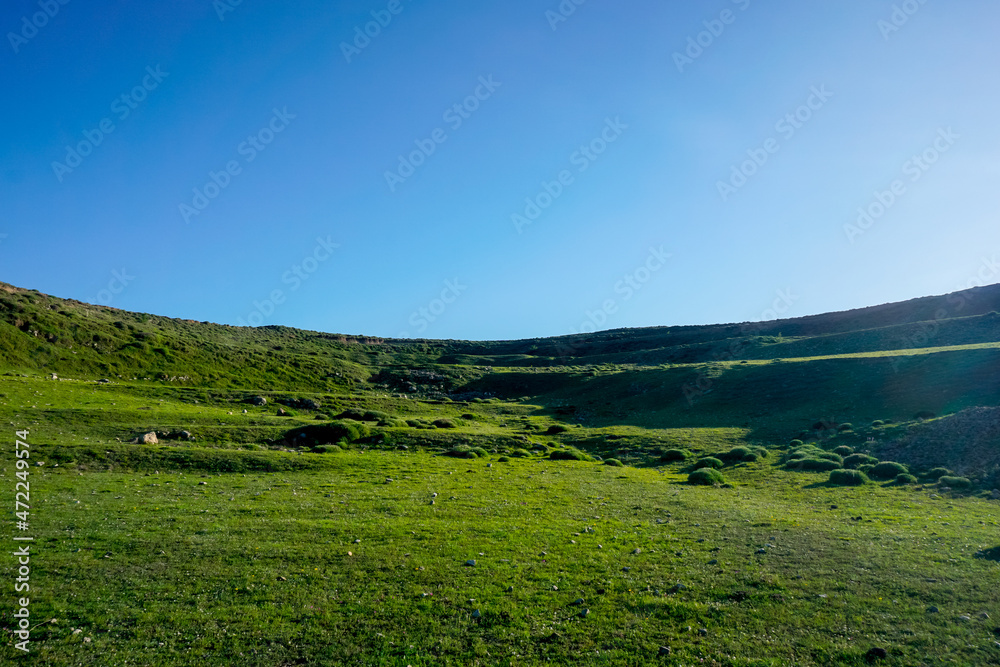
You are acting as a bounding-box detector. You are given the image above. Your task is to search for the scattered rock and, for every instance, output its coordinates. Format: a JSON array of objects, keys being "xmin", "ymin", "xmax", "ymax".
[
  {"xmin": 658, "ymin": 646, "xmax": 672, "ymax": 656},
  {"xmin": 277, "ymin": 408, "xmax": 288, "ymax": 416},
  {"xmin": 708, "ymin": 559, "xmax": 719, "ymax": 565},
  {"xmin": 133, "ymin": 432, "xmax": 158, "ymax": 445},
  {"xmin": 865, "ymin": 647, "xmax": 887, "ymax": 662},
  {"xmin": 979, "ymin": 612, "xmax": 991, "ymax": 620},
  {"xmin": 927, "ymin": 606, "xmax": 939, "ymax": 613},
  {"xmin": 277, "ymin": 576, "xmax": 287, "ymax": 581},
  {"xmin": 506, "ymin": 586, "xmax": 514, "ymax": 593},
  {"xmin": 667, "ymin": 584, "xmax": 686, "ymax": 594},
  {"xmin": 248, "ymin": 396, "xmax": 267, "ymax": 406},
  {"xmin": 465, "ymin": 559, "xmax": 476, "ymax": 567},
  {"xmin": 579, "ymin": 608, "xmax": 589, "ymax": 617},
  {"xmin": 198, "ymin": 481, "xmax": 207, "ymax": 486},
  {"xmin": 353, "ymin": 539, "xmax": 361, "ymax": 544},
  {"xmin": 632, "ymin": 548, "xmax": 642, "ymax": 555},
  {"xmin": 697, "ymin": 628, "xmax": 708, "ymax": 636},
  {"xmin": 756, "ymin": 548, "xmax": 767, "ymax": 555},
  {"xmin": 958, "ymin": 614, "xmax": 972, "ymax": 622},
  {"xmin": 471, "ymin": 609, "xmax": 481, "ymax": 619},
  {"xmin": 570, "ymin": 598, "xmax": 584, "ymax": 606}
]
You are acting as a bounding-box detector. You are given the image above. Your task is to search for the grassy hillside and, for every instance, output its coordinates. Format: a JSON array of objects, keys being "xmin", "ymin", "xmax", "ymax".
[{"xmin": 1, "ymin": 281, "xmax": 999, "ymax": 664}]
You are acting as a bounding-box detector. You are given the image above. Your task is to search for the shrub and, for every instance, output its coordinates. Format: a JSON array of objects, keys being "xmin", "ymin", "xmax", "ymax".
[
  {"xmin": 789, "ymin": 439, "xmax": 804, "ymax": 447},
  {"xmin": 497, "ymin": 456, "xmax": 510, "ymax": 463},
  {"xmin": 688, "ymin": 468, "xmax": 725, "ymax": 486},
  {"xmin": 938, "ymin": 476, "xmax": 972, "ymax": 490},
  {"xmin": 926, "ymin": 467, "xmax": 952, "ymax": 480},
  {"xmin": 314, "ymin": 414, "xmax": 330, "ymax": 421},
  {"xmin": 546, "ymin": 425, "xmax": 569, "ymax": 435},
  {"xmin": 858, "ymin": 464, "xmax": 876, "ymax": 475},
  {"xmin": 870, "ymin": 461, "xmax": 908, "ymax": 480},
  {"xmin": 362, "ymin": 410, "xmax": 389, "ymax": 422},
  {"xmin": 895, "ymin": 473, "xmax": 918, "ymax": 485},
  {"xmin": 750, "ymin": 446, "xmax": 769, "ymax": 459},
  {"xmin": 837, "ymin": 423, "xmax": 854, "ymax": 432},
  {"xmin": 818, "ymin": 452, "xmax": 844, "ymax": 464},
  {"xmin": 829, "ymin": 469, "xmax": 868, "ymax": 486},
  {"xmin": 313, "ymin": 444, "xmax": 342, "ymax": 454},
  {"xmin": 460, "ymin": 413, "xmax": 477, "ymax": 420},
  {"xmin": 337, "ymin": 409, "xmax": 366, "ymax": 421},
  {"xmin": 720, "ymin": 447, "xmax": 752, "ymax": 463},
  {"xmin": 511, "ymin": 448, "xmax": 531, "ymax": 458},
  {"xmin": 444, "ymin": 445, "xmax": 483, "ymax": 459},
  {"xmin": 789, "ymin": 458, "xmax": 841, "ymax": 472},
  {"xmin": 604, "ymin": 458, "xmax": 624, "ymax": 467},
  {"xmin": 660, "ymin": 449, "xmax": 689, "ymax": 462},
  {"xmin": 843, "ymin": 453, "xmax": 878, "ymax": 469},
  {"xmin": 833, "ymin": 446, "xmax": 854, "ymax": 456},
  {"xmin": 549, "ymin": 447, "xmax": 592, "ymax": 462},
  {"xmin": 432, "ymin": 419, "xmax": 457, "ymax": 429},
  {"xmin": 696, "ymin": 457, "xmax": 724, "ymax": 470},
  {"xmin": 286, "ymin": 420, "xmax": 369, "ymax": 446},
  {"xmin": 871, "ymin": 420, "xmax": 885, "ymax": 427},
  {"xmin": 742, "ymin": 453, "xmax": 759, "ymax": 463}
]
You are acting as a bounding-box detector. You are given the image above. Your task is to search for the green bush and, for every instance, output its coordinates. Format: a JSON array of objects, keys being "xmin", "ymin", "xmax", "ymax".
[
  {"xmin": 788, "ymin": 458, "xmax": 841, "ymax": 472},
  {"xmin": 546, "ymin": 425, "xmax": 569, "ymax": 435},
  {"xmin": 604, "ymin": 458, "xmax": 624, "ymax": 467},
  {"xmin": 833, "ymin": 446, "xmax": 854, "ymax": 456},
  {"xmin": 829, "ymin": 469, "xmax": 868, "ymax": 486},
  {"xmin": 688, "ymin": 468, "xmax": 725, "ymax": 486},
  {"xmin": 511, "ymin": 448, "xmax": 531, "ymax": 458},
  {"xmin": 926, "ymin": 467, "xmax": 953, "ymax": 480},
  {"xmin": 720, "ymin": 447, "xmax": 752, "ymax": 463},
  {"xmin": 843, "ymin": 453, "xmax": 878, "ymax": 469},
  {"xmin": 337, "ymin": 409, "xmax": 366, "ymax": 421},
  {"xmin": 938, "ymin": 476, "xmax": 972, "ymax": 490},
  {"xmin": 858, "ymin": 464, "xmax": 876, "ymax": 475},
  {"xmin": 789, "ymin": 439, "xmax": 804, "ymax": 448},
  {"xmin": 818, "ymin": 452, "xmax": 844, "ymax": 464},
  {"xmin": 660, "ymin": 449, "xmax": 689, "ymax": 462},
  {"xmin": 432, "ymin": 419, "xmax": 457, "ymax": 429},
  {"xmin": 894, "ymin": 473, "xmax": 918, "ymax": 485},
  {"xmin": 443, "ymin": 445, "xmax": 486, "ymax": 459},
  {"xmin": 870, "ymin": 461, "xmax": 908, "ymax": 480},
  {"xmin": 837, "ymin": 423, "xmax": 854, "ymax": 432},
  {"xmin": 362, "ymin": 410, "xmax": 390, "ymax": 422},
  {"xmin": 285, "ymin": 420, "xmax": 369, "ymax": 446},
  {"xmin": 871, "ymin": 420, "xmax": 885, "ymax": 427},
  {"xmin": 497, "ymin": 456, "xmax": 510, "ymax": 463},
  {"xmin": 549, "ymin": 447, "xmax": 592, "ymax": 462},
  {"xmin": 313, "ymin": 444, "xmax": 342, "ymax": 454},
  {"xmin": 696, "ymin": 457, "xmax": 724, "ymax": 470}
]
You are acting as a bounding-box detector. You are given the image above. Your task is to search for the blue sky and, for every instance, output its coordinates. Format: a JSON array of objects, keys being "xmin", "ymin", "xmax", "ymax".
[{"xmin": 2, "ymin": 0, "xmax": 998, "ymax": 341}]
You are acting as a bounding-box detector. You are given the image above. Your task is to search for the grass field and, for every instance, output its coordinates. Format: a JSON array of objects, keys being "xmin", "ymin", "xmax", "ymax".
[{"xmin": 1, "ymin": 282, "xmax": 999, "ymax": 664}]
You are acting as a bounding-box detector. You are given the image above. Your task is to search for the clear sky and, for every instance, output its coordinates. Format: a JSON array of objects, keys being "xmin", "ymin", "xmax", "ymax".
[{"xmin": 2, "ymin": 0, "xmax": 998, "ymax": 341}]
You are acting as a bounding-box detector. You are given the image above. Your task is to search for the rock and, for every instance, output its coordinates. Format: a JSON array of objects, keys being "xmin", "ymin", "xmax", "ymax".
[
  {"xmin": 658, "ymin": 646, "xmax": 671, "ymax": 656},
  {"xmin": 939, "ymin": 487, "xmax": 952, "ymax": 493},
  {"xmin": 958, "ymin": 614, "xmax": 972, "ymax": 622},
  {"xmin": 756, "ymin": 548, "xmax": 767, "ymax": 555},
  {"xmin": 579, "ymin": 608, "xmax": 589, "ymax": 617},
  {"xmin": 277, "ymin": 408, "xmax": 288, "ymax": 416},
  {"xmin": 621, "ymin": 567, "xmax": 630, "ymax": 573},
  {"xmin": 865, "ymin": 647, "xmax": 887, "ymax": 662},
  {"xmin": 249, "ymin": 396, "xmax": 267, "ymax": 406},
  {"xmin": 927, "ymin": 606, "xmax": 939, "ymax": 613},
  {"xmin": 667, "ymin": 583, "xmax": 686, "ymax": 594},
  {"xmin": 98, "ymin": 378, "xmax": 110, "ymax": 384},
  {"xmin": 632, "ymin": 548, "xmax": 642, "ymax": 555},
  {"xmin": 354, "ymin": 539, "xmax": 361, "ymax": 544},
  {"xmin": 471, "ymin": 609, "xmax": 481, "ymax": 619},
  {"xmin": 570, "ymin": 598, "xmax": 584, "ymax": 606},
  {"xmin": 137, "ymin": 432, "xmax": 158, "ymax": 445},
  {"xmin": 177, "ymin": 430, "xmax": 192, "ymax": 441},
  {"xmin": 992, "ymin": 489, "xmax": 1000, "ymax": 500},
  {"xmin": 506, "ymin": 586, "xmax": 514, "ymax": 593},
  {"xmin": 708, "ymin": 559, "xmax": 719, "ymax": 565},
  {"xmin": 979, "ymin": 612, "xmax": 991, "ymax": 619},
  {"xmin": 198, "ymin": 481, "xmax": 207, "ymax": 486},
  {"xmin": 465, "ymin": 559, "xmax": 476, "ymax": 567},
  {"xmin": 277, "ymin": 576, "xmax": 287, "ymax": 581},
  {"xmin": 697, "ymin": 628, "xmax": 708, "ymax": 636}
]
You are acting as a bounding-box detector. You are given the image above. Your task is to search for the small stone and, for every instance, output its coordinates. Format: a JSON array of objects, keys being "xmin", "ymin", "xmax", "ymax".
[
  {"xmin": 198, "ymin": 481, "xmax": 207, "ymax": 485},
  {"xmin": 570, "ymin": 598, "xmax": 584, "ymax": 606},
  {"xmin": 506, "ymin": 586, "xmax": 514, "ymax": 593},
  {"xmin": 926, "ymin": 605, "xmax": 939, "ymax": 613},
  {"xmin": 667, "ymin": 583, "xmax": 686, "ymax": 594},
  {"xmin": 958, "ymin": 614, "xmax": 972, "ymax": 622},
  {"xmin": 579, "ymin": 608, "xmax": 590, "ymax": 617},
  {"xmin": 621, "ymin": 567, "xmax": 630, "ymax": 573},
  {"xmin": 552, "ymin": 585, "xmax": 558, "ymax": 591},
  {"xmin": 708, "ymin": 559, "xmax": 718, "ymax": 565},
  {"xmin": 72, "ymin": 629, "xmax": 82, "ymax": 635},
  {"xmin": 658, "ymin": 645, "xmax": 671, "ymax": 655},
  {"xmin": 471, "ymin": 609, "xmax": 481, "ymax": 619},
  {"xmin": 980, "ymin": 612, "xmax": 991, "ymax": 620},
  {"xmin": 277, "ymin": 576, "xmax": 287, "ymax": 581},
  {"xmin": 756, "ymin": 548, "xmax": 767, "ymax": 555},
  {"xmin": 632, "ymin": 548, "xmax": 641, "ymax": 555},
  {"xmin": 697, "ymin": 628, "xmax": 708, "ymax": 636},
  {"xmin": 465, "ymin": 559, "xmax": 476, "ymax": 567},
  {"xmin": 354, "ymin": 539, "xmax": 361, "ymax": 544}
]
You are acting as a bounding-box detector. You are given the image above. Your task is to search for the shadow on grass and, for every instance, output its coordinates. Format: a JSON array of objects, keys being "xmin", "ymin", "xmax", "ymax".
[{"xmin": 974, "ymin": 546, "xmax": 1000, "ymax": 562}]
